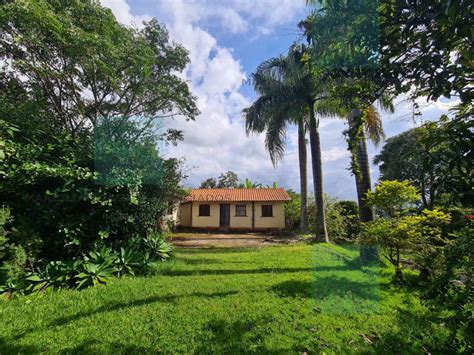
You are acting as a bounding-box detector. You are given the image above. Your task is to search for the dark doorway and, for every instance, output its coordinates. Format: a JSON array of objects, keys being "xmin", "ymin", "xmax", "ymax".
[{"xmin": 219, "ymin": 204, "xmax": 230, "ymax": 227}]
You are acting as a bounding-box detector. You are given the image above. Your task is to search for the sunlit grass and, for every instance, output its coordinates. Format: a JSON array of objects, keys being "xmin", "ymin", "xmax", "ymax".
[{"xmin": 0, "ymin": 244, "xmax": 449, "ymax": 353}]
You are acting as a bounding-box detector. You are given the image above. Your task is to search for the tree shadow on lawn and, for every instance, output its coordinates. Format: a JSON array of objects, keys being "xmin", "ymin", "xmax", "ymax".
[
  {"xmin": 49, "ymin": 290, "xmax": 238, "ymax": 327},
  {"xmin": 271, "ymin": 277, "xmax": 382, "ymax": 302},
  {"xmin": 58, "ymin": 339, "xmax": 154, "ymax": 354},
  {"xmin": 155, "ymin": 267, "xmax": 316, "ymax": 277},
  {"xmin": 0, "ymin": 337, "xmax": 45, "ymax": 354},
  {"xmin": 193, "ymin": 318, "xmax": 299, "ymax": 354},
  {"xmin": 55, "ymin": 318, "xmax": 296, "ymax": 354}
]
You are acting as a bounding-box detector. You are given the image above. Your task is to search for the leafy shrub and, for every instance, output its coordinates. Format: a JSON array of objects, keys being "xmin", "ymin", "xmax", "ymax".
[
  {"xmin": 360, "ymin": 209, "xmax": 451, "ymax": 279},
  {"xmin": 1, "ymin": 232, "xmax": 173, "ymax": 296},
  {"xmin": 334, "ymin": 200, "xmax": 360, "ymax": 240},
  {"xmin": 0, "ymin": 0, "xmax": 192, "ymax": 280},
  {"xmin": 25, "ymin": 260, "xmax": 77, "ymax": 293},
  {"xmin": 0, "ymin": 207, "xmax": 10, "ymax": 261},
  {"xmin": 3, "ymin": 245, "xmax": 28, "ymax": 281},
  {"xmin": 308, "ymin": 195, "xmax": 360, "ymax": 243},
  {"xmin": 428, "ymin": 223, "xmax": 473, "ymax": 352},
  {"xmin": 284, "ymin": 190, "xmax": 301, "ymax": 230}
]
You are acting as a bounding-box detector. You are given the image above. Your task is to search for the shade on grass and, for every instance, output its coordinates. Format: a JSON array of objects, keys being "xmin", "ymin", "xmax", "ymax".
[{"xmin": 0, "ymin": 244, "xmax": 449, "ymax": 353}]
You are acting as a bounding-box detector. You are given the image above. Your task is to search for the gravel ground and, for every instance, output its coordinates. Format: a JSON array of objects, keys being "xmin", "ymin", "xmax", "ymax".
[{"xmin": 168, "ymin": 232, "xmax": 298, "ymax": 248}]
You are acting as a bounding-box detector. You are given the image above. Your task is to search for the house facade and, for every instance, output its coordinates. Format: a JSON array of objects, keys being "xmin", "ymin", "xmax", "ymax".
[{"xmin": 179, "ymin": 188, "xmax": 290, "ymax": 230}]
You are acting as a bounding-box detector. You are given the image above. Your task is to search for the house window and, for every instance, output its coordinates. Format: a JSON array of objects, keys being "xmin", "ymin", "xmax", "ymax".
[
  {"xmin": 235, "ymin": 204, "xmax": 246, "ymax": 217},
  {"xmin": 199, "ymin": 204, "xmax": 210, "ymax": 216},
  {"xmin": 261, "ymin": 204, "xmax": 273, "ymax": 217}
]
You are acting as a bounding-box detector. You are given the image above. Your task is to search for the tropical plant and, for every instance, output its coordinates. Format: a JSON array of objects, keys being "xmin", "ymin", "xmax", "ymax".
[
  {"xmin": 85, "ymin": 247, "xmax": 118, "ymax": 267},
  {"xmin": 244, "ymin": 45, "xmax": 344, "ymax": 239},
  {"xmin": 25, "ymin": 260, "xmax": 77, "ymax": 293},
  {"xmin": 242, "ymin": 178, "xmax": 262, "ymax": 189},
  {"xmin": 143, "ymin": 232, "xmax": 173, "ymax": 261},
  {"xmin": 75, "ymin": 261, "xmax": 116, "ymax": 289},
  {"xmin": 115, "ymin": 247, "xmax": 140, "ymax": 277}
]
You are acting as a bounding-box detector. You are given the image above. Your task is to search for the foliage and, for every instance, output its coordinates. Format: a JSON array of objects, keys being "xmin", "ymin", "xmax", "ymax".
[
  {"xmin": 284, "ymin": 190, "xmax": 301, "ymax": 230},
  {"xmin": 305, "ymin": 0, "xmax": 472, "ymax": 117},
  {"xmin": 374, "ymin": 118, "xmax": 473, "ymax": 208},
  {"xmin": 0, "ymin": 244, "xmax": 461, "ymax": 353},
  {"xmin": 199, "ymin": 173, "xmax": 277, "ymax": 190},
  {"xmin": 24, "ymin": 260, "xmax": 78, "ymax": 293},
  {"xmin": 428, "ymin": 223, "xmax": 473, "ymax": 352},
  {"xmin": 241, "ymin": 178, "xmax": 262, "ymax": 189},
  {"xmin": 76, "ymin": 259, "xmax": 116, "ymax": 289},
  {"xmin": 0, "ymin": 0, "xmax": 192, "ymax": 279},
  {"xmin": 216, "ymin": 171, "xmax": 240, "ymax": 188},
  {"xmin": 0, "ymin": 207, "xmax": 11, "ymax": 261},
  {"xmin": 366, "ymin": 180, "xmax": 420, "ymax": 218},
  {"xmin": 0, "ymin": 0, "xmax": 198, "ymax": 132},
  {"xmin": 143, "ymin": 232, "xmax": 173, "ymax": 261},
  {"xmin": 360, "ymin": 209, "xmax": 451, "ymax": 278},
  {"xmin": 3, "ymin": 245, "xmax": 28, "ymax": 282},
  {"xmin": 199, "ymin": 171, "xmax": 241, "ymax": 188},
  {"xmin": 307, "ymin": 196, "xmax": 359, "ymax": 242},
  {"xmin": 1, "ymin": 233, "xmax": 173, "ymax": 296},
  {"xmin": 200, "ymin": 177, "xmax": 217, "ymax": 188},
  {"xmin": 333, "ymin": 200, "xmax": 360, "ymax": 239}
]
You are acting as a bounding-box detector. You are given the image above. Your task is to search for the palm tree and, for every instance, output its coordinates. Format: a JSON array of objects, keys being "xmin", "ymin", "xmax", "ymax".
[
  {"xmin": 244, "ymin": 55, "xmax": 309, "ymax": 231},
  {"xmin": 348, "ymin": 100, "xmax": 394, "ymax": 224},
  {"xmin": 245, "ymin": 45, "xmax": 342, "ymax": 241}
]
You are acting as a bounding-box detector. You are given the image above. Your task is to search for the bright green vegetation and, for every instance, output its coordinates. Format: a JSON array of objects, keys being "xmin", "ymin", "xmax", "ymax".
[{"xmin": 0, "ymin": 244, "xmax": 451, "ymax": 353}]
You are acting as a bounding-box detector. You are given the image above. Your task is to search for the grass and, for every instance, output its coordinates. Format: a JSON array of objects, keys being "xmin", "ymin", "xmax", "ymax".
[{"xmin": 0, "ymin": 244, "xmax": 450, "ymax": 354}]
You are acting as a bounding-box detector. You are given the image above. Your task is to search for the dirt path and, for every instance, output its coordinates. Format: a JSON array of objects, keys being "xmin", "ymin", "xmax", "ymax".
[{"xmin": 169, "ymin": 232, "xmax": 297, "ymax": 248}]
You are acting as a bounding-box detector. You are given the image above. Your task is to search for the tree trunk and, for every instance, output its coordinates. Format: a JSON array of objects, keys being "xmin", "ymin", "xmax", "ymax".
[
  {"xmin": 355, "ymin": 136, "xmax": 374, "ymax": 223},
  {"xmin": 297, "ymin": 119, "xmax": 308, "ymax": 231},
  {"xmin": 308, "ymin": 102, "xmax": 328, "ymax": 242},
  {"xmin": 349, "ymin": 109, "xmax": 377, "ymax": 263}
]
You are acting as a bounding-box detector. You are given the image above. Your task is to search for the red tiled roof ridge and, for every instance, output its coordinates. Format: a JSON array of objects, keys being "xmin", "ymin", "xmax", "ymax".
[{"xmin": 183, "ymin": 188, "xmax": 291, "ymax": 202}]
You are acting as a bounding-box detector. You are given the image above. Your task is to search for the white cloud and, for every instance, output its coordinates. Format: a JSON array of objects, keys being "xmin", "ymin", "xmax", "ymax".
[
  {"xmin": 322, "ymin": 147, "xmax": 350, "ymax": 162},
  {"xmin": 100, "ymin": 0, "xmax": 456, "ymax": 201},
  {"xmin": 155, "ymin": 0, "xmax": 306, "ymax": 37},
  {"xmin": 100, "ymin": 0, "xmax": 151, "ymax": 27}
]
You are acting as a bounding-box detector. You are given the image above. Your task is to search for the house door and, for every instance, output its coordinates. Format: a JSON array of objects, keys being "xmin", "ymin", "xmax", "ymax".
[{"xmin": 219, "ymin": 204, "xmax": 230, "ymax": 227}]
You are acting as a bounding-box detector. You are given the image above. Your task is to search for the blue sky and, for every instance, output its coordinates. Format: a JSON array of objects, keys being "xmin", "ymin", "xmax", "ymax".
[{"xmin": 101, "ymin": 0, "xmax": 457, "ymax": 201}]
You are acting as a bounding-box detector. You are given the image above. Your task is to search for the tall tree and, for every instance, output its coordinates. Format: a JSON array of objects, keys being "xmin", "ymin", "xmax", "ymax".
[
  {"xmin": 217, "ymin": 171, "xmax": 240, "ymax": 188},
  {"xmin": 374, "ymin": 118, "xmax": 473, "ymax": 208},
  {"xmin": 347, "ymin": 103, "xmax": 393, "ymax": 223},
  {"xmin": 245, "ymin": 54, "xmax": 310, "ymax": 231},
  {"xmin": 0, "ymin": 0, "xmax": 199, "ymax": 135},
  {"xmin": 245, "ymin": 46, "xmax": 343, "ymax": 240},
  {"xmin": 200, "ymin": 178, "xmax": 217, "ymax": 189}
]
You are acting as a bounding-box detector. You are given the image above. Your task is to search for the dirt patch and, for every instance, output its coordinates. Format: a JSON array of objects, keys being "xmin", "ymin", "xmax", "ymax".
[{"xmin": 168, "ymin": 233, "xmax": 300, "ymax": 248}]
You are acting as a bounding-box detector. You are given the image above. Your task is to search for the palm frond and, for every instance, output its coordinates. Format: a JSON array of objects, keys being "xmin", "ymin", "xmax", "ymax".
[{"xmin": 364, "ymin": 105, "xmax": 385, "ymax": 146}]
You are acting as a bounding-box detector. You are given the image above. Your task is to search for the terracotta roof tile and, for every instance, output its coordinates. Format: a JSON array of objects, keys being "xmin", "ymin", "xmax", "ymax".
[{"xmin": 183, "ymin": 188, "xmax": 291, "ymax": 202}]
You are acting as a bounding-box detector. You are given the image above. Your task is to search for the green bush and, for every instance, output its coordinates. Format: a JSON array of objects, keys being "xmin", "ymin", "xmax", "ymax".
[
  {"xmin": 0, "ymin": 233, "xmax": 173, "ymax": 296},
  {"xmin": 0, "ymin": 0, "xmax": 194, "ymax": 288},
  {"xmin": 308, "ymin": 195, "xmax": 360, "ymax": 243},
  {"xmin": 428, "ymin": 223, "xmax": 473, "ymax": 352}
]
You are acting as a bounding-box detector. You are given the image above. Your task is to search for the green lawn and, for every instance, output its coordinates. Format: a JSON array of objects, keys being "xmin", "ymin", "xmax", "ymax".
[{"xmin": 0, "ymin": 244, "xmax": 449, "ymax": 354}]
